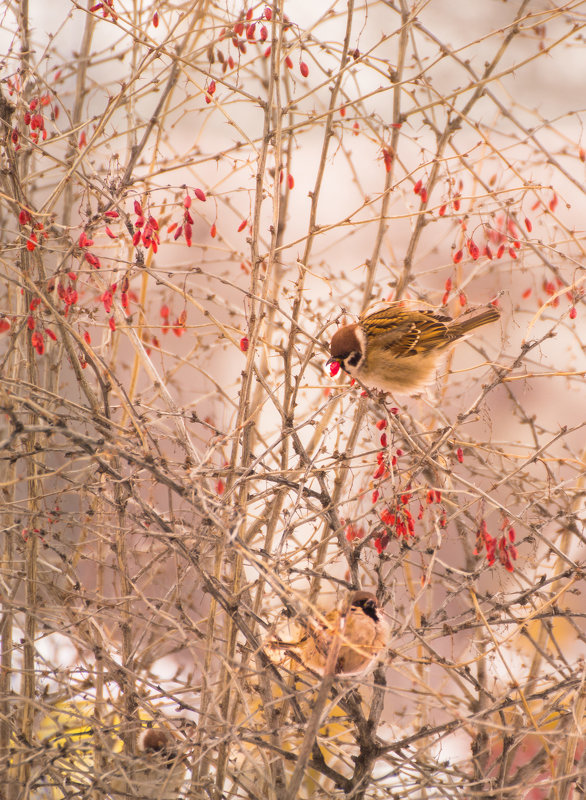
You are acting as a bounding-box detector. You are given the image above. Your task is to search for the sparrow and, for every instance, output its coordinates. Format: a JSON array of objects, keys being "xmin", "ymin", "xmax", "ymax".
[
  {"xmin": 110, "ymin": 727, "xmax": 184, "ymax": 800},
  {"xmin": 327, "ymin": 303, "xmax": 500, "ymax": 394},
  {"xmin": 268, "ymin": 591, "xmax": 388, "ymax": 676},
  {"xmin": 137, "ymin": 727, "xmax": 179, "ymax": 766}
]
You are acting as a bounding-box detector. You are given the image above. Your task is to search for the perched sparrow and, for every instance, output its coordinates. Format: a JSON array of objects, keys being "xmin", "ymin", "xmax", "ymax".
[
  {"xmin": 137, "ymin": 727, "xmax": 178, "ymax": 764},
  {"xmin": 110, "ymin": 727, "xmax": 185, "ymax": 800},
  {"xmin": 328, "ymin": 303, "xmax": 500, "ymax": 394},
  {"xmin": 268, "ymin": 591, "xmax": 388, "ymax": 676}
]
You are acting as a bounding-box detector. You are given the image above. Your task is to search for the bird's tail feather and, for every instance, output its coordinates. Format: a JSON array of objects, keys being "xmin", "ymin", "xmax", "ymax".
[{"xmin": 451, "ymin": 306, "xmax": 500, "ymax": 335}]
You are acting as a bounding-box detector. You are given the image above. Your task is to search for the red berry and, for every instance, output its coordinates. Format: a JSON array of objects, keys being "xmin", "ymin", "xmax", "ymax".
[
  {"xmin": 382, "ymin": 148, "xmax": 393, "ymax": 172},
  {"xmin": 300, "ymin": 61, "xmax": 309, "ymax": 78},
  {"xmin": 194, "ymin": 188, "xmax": 206, "ymax": 202},
  {"xmin": 240, "ymin": 336, "xmax": 249, "ymax": 352}
]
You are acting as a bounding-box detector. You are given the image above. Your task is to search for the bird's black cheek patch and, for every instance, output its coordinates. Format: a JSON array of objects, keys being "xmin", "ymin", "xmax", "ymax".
[
  {"xmin": 347, "ymin": 351, "xmax": 362, "ymax": 367},
  {"xmin": 354, "ymin": 599, "xmax": 379, "ymax": 622}
]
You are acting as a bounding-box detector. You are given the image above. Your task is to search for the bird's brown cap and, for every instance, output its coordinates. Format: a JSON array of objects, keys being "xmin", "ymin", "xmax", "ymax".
[
  {"xmin": 329, "ymin": 324, "xmax": 360, "ymax": 360},
  {"xmin": 351, "ymin": 590, "xmax": 378, "ymax": 606}
]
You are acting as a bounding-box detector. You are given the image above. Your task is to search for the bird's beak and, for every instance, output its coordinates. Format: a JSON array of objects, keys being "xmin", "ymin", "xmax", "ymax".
[{"xmin": 326, "ymin": 357, "xmax": 342, "ymax": 377}]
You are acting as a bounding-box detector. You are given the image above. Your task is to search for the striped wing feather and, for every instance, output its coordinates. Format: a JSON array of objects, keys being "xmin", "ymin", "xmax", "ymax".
[{"xmin": 361, "ymin": 307, "xmax": 453, "ymax": 358}]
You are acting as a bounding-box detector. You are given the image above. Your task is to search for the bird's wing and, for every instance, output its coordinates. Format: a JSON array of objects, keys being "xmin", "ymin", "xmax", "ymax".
[{"xmin": 362, "ymin": 308, "xmax": 452, "ymax": 357}]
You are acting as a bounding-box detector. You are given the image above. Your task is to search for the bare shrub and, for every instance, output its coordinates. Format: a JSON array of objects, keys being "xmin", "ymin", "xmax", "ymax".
[{"xmin": 0, "ymin": 2, "xmax": 584, "ymax": 799}]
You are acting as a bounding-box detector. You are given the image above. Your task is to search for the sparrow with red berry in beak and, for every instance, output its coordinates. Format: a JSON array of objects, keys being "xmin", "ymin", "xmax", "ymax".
[{"xmin": 328, "ymin": 303, "xmax": 500, "ymax": 394}]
